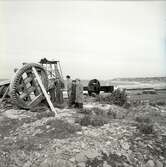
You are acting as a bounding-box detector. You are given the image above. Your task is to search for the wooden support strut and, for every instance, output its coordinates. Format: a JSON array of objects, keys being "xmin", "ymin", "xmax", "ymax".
[{"xmin": 32, "ymin": 67, "xmax": 57, "ymax": 115}]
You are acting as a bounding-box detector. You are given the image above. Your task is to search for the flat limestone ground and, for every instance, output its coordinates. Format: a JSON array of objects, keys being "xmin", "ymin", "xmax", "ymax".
[{"xmin": 0, "ymin": 90, "xmax": 166, "ymax": 167}]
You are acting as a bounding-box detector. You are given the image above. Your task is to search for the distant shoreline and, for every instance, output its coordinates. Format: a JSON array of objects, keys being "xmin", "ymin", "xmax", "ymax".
[{"xmin": 0, "ymin": 76, "xmax": 166, "ymax": 83}]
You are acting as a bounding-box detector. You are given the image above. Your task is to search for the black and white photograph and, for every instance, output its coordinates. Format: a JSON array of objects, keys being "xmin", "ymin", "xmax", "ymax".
[{"xmin": 0, "ymin": 0, "xmax": 166, "ymax": 166}]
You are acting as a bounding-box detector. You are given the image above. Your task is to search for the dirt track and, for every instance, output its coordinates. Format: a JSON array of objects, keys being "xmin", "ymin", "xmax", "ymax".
[{"xmin": 0, "ymin": 91, "xmax": 166, "ymax": 167}]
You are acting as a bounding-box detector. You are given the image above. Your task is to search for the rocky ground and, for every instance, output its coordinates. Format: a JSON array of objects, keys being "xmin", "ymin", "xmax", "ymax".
[{"xmin": 0, "ymin": 90, "xmax": 166, "ymax": 167}]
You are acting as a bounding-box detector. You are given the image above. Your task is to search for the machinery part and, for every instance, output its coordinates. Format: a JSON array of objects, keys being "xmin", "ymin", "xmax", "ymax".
[
  {"xmin": 100, "ymin": 86, "xmax": 114, "ymax": 93},
  {"xmin": 39, "ymin": 58, "xmax": 64, "ymax": 89},
  {"xmin": 88, "ymin": 79, "xmax": 100, "ymax": 96},
  {"xmin": 39, "ymin": 58, "xmax": 63, "ymax": 80},
  {"xmin": 10, "ymin": 63, "xmax": 48, "ymax": 109}
]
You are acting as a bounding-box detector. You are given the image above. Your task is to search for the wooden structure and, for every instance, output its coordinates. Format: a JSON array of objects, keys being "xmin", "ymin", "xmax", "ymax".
[
  {"xmin": 7, "ymin": 58, "xmax": 64, "ymax": 110},
  {"xmin": 0, "ymin": 59, "xmax": 64, "ymax": 109},
  {"xmin": 39, "ymin": 58, "xmax": 63, "ymax": 80}
]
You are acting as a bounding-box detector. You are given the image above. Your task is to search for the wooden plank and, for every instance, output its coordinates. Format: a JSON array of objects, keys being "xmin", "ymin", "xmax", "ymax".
[
  {"xmin": 28, "ymin": 94, "xmax": 44, "ymax": 108},
  {"xmin": 32, "ymin": 67, "xmax": 57, "ymax": 115}
]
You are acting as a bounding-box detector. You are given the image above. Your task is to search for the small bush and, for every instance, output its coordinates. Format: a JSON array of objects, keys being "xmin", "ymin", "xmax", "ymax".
[
  {"xmin": 36, "ymin": 111, "xmax": 55, "ymax": 119},
  {"xmin": 107, "ymin": 109, "xmax": 116, "ymax": 119},
  {"xmin": 156, "ymin": 101, "xmax": 166, "ymax": 106},
  {"xmin": 149, "ymin": 101, "xmax": 157, "ymax": 107},
  {"xmin": 76, "ymin": 115, "xmax": 108, "ymax": 127},
  {"xmin": 96, "ymin": 88, "xmax": 128, "ymax": 106},
  {"xmin": 80, "ymin": 107, "xmax": 107, "ymax": 116},
  {"xmin": 135, "ymin": 116, "xmax": 154, "ymax": 134},
  {"xmin": 96, "ymin": 93, "xmax": 113, "ymax": 104},
  {"xmin": 79, "ymin": 115, "xmax": 91, "ymax": 126},
  {"xmin": 112, "ymin": 88, "xmax": 127, "ymax": 106},
  {"xmin": 149, "ymin": 100, "xmax": 166, "ymax": 106},
  {"xmin": 135, "ymin": 116, "xmax": 151, "ymax": 124},
  {"xmin": 91, "ymin": 115, "xmax": 108, "ymax": 126},
  {"xmin": 123, "ymin": 101, "xmax": 131, "ymax": 109},
  {"xmin": 137, "ymin": 123, "xmax": 154, "ymax": 134},
  {"xmin": 130, "ymin": 99, "xmax": 143, "ymax": 107},
  {"xmin": 92, "ymin": 107, "xmax": 106, "ymax": 116},
  {"xmin": 30, "ymin": 106, "xmax": 48, "ymax": 113},
  {"xmin": 78, "ymin": 108, "xmax": 92, "ymax": 115}
]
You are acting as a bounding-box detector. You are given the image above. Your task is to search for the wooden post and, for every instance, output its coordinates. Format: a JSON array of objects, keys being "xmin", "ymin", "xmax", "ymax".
[{"xmin": 32, "ymin": 67, "xmax": 57, "ymax": 115}]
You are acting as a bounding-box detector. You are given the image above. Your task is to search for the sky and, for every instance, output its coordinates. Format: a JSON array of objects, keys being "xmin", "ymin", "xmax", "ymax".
[{"xmin": 0, "ymin": 1, "xmax": 166, "ymax": 80}]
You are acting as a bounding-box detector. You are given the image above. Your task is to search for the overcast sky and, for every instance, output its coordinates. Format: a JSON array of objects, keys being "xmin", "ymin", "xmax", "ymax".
[{"xmin": 0, "ymin": 1, "xmax": 165, "ymax": 80}]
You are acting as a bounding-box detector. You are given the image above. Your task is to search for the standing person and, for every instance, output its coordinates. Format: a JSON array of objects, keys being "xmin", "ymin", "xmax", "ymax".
[
  {"xmin": 48, "ymin": 78, "xmax": 56, "ymax": 103},
  {"xmin": 75, "ymin": 79, "xmax": 83, "ymax": 109},
  {"xmin": 55, "ymin": 79, "xmax": 64, "ymax": 105},
  {"xmin": 70, "ymin": 80, "xmax": 76, "ymax": 107},
  {"xmin": 66, "ymin": 75, "xmax": 72, "ymax": 97},
  {"xmin": 66, "ymin": 75, "xmax": 72, "ymax": 106}
]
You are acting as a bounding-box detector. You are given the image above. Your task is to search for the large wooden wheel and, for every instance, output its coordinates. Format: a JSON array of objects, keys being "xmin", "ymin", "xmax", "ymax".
[{"xmin": 10, "ymin": 63, "xmax": 48, "ymax": 109}]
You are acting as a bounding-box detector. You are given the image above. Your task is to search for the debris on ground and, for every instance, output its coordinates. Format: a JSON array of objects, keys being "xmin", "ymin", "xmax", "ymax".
[{"xmin": 0, "ymin": 90, "xmax": 166, "ymax": 167}]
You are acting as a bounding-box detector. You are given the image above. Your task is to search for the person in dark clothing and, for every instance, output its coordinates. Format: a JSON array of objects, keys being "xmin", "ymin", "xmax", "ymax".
[
  {"xmin": 55, "ymin": 79, "xmax": 64, "ymax": 105},
  {"xmin": 71, "ymin": 80, "xmax": 76, "ymax": 106},
  {"xmin": 48, "ymin": 78, "xmax": 56, "ymax": 103},
  {"xmin": 69, "ymin": 80, "xmax": 76, "ymax": 107},
  {"xmin": 66, "ymin": 75, "xmax": 72, "ymax": 98},
  {"xmin": 75, "ymin": 79, "xmax": 83, "ymax": 109}
]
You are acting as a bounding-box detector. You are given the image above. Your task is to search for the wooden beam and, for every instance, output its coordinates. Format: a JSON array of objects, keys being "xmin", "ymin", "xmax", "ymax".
[{"xmin": 32, "ymin": 67, "xmax": 57, "ymax": 115}]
